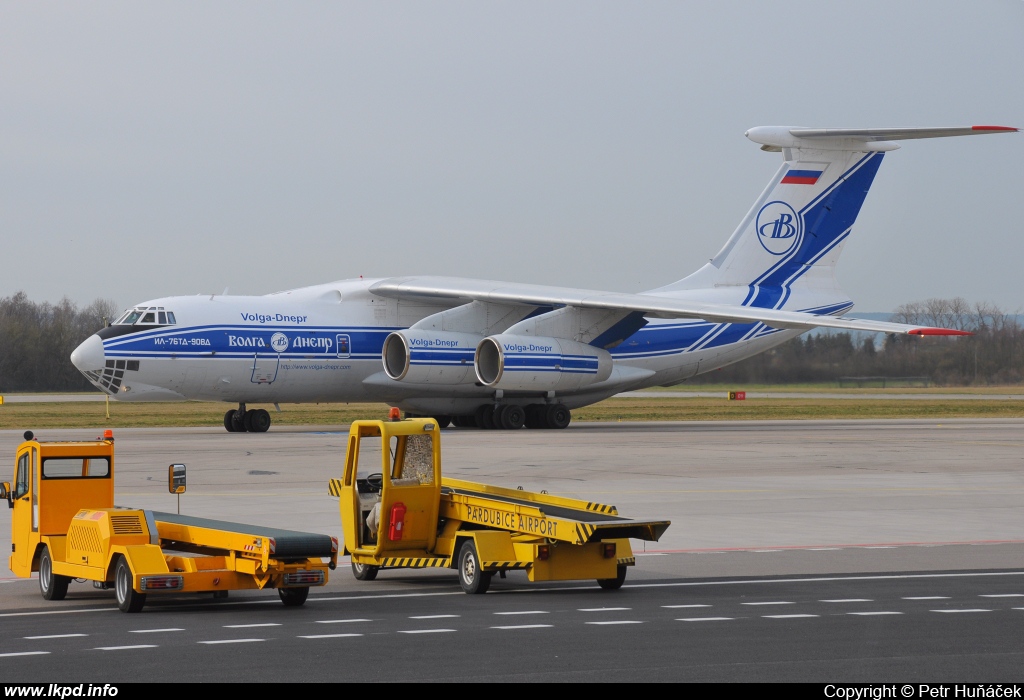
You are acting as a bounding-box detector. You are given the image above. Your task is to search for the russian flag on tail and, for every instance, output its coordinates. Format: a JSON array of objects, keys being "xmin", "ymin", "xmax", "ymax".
[{"xmin": 781, "ymin": 162, "xmax": 827, "ymax": 185}]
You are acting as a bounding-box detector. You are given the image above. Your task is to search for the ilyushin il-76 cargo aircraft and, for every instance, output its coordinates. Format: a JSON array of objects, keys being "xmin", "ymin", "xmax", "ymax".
[{"xmin": 71, "ymin": 125, "xmax": 1017, "ymax": 432}]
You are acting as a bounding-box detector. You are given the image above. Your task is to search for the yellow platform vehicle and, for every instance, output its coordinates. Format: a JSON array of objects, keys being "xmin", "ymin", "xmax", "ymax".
[
  {"xmin": 330, "ymin": 415, "xmax": 670, "ymax": 593},
  {"xmin": 1, "ymin": 431, "xmax": 337, "ymax": 612}
]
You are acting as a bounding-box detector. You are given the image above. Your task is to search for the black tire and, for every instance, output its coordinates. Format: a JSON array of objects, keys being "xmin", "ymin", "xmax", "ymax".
[
  {"xmin": 524, "ymin": 405, "xmax": 543, "ymax": 429},
  {"xmin": 598, "ymin": 564, "xmax": 628, "ymax": 590},
  {"xmin": 249, "ymin": 408, "xmax": 271, "ymax": 433},
  {"xmin": 39, "ymin": 547, "xmax": 70, "ymax": 601},
  {"xmin": 231, "ymin": 409, "xmax": 247, "ymax": 433},
  {"xmin": 452, "ymin": 415, "xmax": 475, "ymax": 428},
  {"xmin": 545, "ymin": 404, "xmax": 571, "ymax": 430},
  {"xmin": 115, "ymin": 556, "xmax": 146, "ymax": 613},
  {"xmin": 242, "ymin": 409, "xmax": 255, "ymax": 432},
  {"xmin": 279, "ymin": 586, "xmax": 309, "ymax": 607},
  {"xmin": 500, "ymin": 404, "xmax": 525, "ymax": 430},
  {"xmin": 224, "ymin": 409, "xmax": 237, "ymax": 432},
  {"xmin": 351, "ymin": 560, "xmax": 379, "ymax": 581},
  {"xmin": 431, "ymin": 415, "xmax": 452, "ymax": 429},
  {"xmin": 458, "ymin": 541, "xmax": 492, "ymax": 594},
  {"xmin": 212, "ymin": 590, "xmax": 229, "ymax": 599}
]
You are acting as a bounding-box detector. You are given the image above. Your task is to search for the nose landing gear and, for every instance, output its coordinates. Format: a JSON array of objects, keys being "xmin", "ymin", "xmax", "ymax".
[{"xmin": 224, "ymin": 404, "xmax": 272, "ymax": 433}]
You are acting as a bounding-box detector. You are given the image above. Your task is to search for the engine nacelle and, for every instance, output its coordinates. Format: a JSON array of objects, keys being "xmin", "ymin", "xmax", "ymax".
[
  {"xmin": 382, "ymin": 330, "xmax": 481, "ymax": 384},
  {"xmin": 475, "ymin": 334, "xmax": 613, "ymax": 392}
]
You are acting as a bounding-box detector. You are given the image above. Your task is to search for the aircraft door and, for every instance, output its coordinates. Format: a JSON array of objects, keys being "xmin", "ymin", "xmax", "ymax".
[
  {"xmin": 10, "ymin": 449, "xmax": 36, "ymax": 576},
  {"xmin": 250, "ymin": 353, "xmax": 280, "ymax": 384}
]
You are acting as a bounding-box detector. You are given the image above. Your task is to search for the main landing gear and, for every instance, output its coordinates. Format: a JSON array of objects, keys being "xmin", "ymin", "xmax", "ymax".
[
  {"xmin": 447, "ymin": 403, "xmax": 571, "ymax": 431},
  {"xmin": 224, "ymin": 403, "xmax": 271, "ymax": 433}
]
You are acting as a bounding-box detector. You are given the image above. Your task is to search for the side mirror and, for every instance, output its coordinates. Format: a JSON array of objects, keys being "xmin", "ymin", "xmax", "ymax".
[
  {"xmin": 168, "ymin": 464, "xmax": 186, "ymax": 494},
  {"xmin": 0, "ymin": 482, "xmax": 11, "ymax": 509}
]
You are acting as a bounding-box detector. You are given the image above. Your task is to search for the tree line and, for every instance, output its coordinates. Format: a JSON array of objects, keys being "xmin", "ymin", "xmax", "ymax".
[
  {"xmin": 701, "ymin": 298, "xmax": 1023, "ymax": 386},
  {"xmin": 0, "ymin": 292, "xmax": 118, "ymax": 392},
  {"xmin": 0, "ymin": 293, "xmax": 1020, "ymax": 393}
]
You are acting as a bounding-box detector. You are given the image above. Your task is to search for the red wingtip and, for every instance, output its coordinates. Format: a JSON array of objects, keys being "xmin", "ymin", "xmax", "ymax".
[
  {"xmin": 908, "ymin": 328, "xmax": 973, "ymax": 336},
  {"xmin": 972, "ymin": 125, "xmax": 1019, "ymax": 132}
]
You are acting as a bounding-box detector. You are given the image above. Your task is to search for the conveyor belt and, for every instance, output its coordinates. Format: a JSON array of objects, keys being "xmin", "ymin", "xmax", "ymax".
[
  {"xmin": 443, "ymin": 487, "xmax": 628, "ymax": 523},
  {"xmin": 152, "ymin": 512, "xmax": 335, "ymax": 558}
]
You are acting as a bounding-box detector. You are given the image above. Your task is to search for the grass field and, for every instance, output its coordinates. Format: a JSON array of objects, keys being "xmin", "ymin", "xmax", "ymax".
[{"xmin": 1, "ymin": 391, "xmax": 1022, "ymax": 429}]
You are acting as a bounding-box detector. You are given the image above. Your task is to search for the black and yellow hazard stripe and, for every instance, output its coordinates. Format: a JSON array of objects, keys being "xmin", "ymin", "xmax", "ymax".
[
  {"xmin": 482, "ymin": 561, "xmax": 530, "ymax": 570},
  {"xmin": 380, "ymin": 557, "xmax": 449, "ymax": 569},
  {"xmin": 584, "ymin": 501, "xmax": 618, "ymax": 516},
  {"xmin": 328, "ymin": 479, "xmax": 343, "ymax": 497},
  {"xmin": 574, "ymin": 523, "xmax": 597, "ymax": 544},
  {"xmin": 617, "ymin": 556, "xmax": 636, "ymax": 566}
]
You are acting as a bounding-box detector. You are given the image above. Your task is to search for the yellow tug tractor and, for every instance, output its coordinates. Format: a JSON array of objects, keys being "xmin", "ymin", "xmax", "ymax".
[
  {"xmin": 330, "ymin": 413, "xmax": 670, "ymax": 593},
  {"xmin": 1, "ymin": 430, "xmax": 337, "ymax": 612}
]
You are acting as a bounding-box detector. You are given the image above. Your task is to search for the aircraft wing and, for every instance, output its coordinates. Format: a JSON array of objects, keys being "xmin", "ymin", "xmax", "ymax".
[{"xmin": 369, "ymin": 276, "xmax": 970, "ymax": 336}]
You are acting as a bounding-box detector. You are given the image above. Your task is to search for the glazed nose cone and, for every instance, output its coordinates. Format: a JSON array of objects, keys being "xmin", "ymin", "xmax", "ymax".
[{"xmin": 71, "ymin": 334, "xmax": 105, "ymax": 372}]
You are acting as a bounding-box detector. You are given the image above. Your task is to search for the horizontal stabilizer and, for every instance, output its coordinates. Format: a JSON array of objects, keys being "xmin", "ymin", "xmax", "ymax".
[{"xmin": 747, "ymin": 125, "xmax": 1018, "ymax": 151}]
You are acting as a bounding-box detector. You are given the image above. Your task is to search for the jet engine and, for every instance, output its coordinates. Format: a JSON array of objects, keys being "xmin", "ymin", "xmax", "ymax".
[
  {"xmin": 382, "ymin": 330, "xmax": 481, "ymax": 384},
  {"xmin": 474, "ymin": 334, "xmax": 612, "ymax": 392}
]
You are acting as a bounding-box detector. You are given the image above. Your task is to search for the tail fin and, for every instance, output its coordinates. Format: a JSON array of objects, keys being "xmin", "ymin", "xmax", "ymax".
[{"xmin": 663, "ymin": 125, "xmax": 1017, "ymax": 311}]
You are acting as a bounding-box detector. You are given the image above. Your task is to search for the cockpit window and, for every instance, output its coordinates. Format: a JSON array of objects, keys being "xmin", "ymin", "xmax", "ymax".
[{"xmin": 113, "ymin": 307, "xmax": 177, "ymax": 326}]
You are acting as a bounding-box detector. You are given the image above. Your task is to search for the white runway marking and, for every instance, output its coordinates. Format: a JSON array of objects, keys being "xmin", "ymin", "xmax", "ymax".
[
  {"xmin": 93, "ymin": 645, "xmax": 157, "ymax": 651},
  {"xmin": 820, "ymin": 599, "xmax": 873, "ymax": 603},
  {"xmin": 848, "ymin": 612, "xmax": 903, "ymax": 616},
  {"xmin": 224, "ymin": 623, "xmax": 281, "ymax": 628},
  {"xmin": 198, "ymin": 638, "xmax": 266, "ymax": 644},
  {"xmin": 742, "ymin": 601, "xmax": 793, "ymax": 606},
  {"xmin": 409, "ymin": 614, "xmax": 459, "ymax": 619},
  {"xmin": 865, "ymin": 546, "xmax": 896, "ymax": 549},
  {"xmin": 0, "ymin": 607, "xmax": 116, "ymax": 618},
  {"xmin": 763, "ymin": 614, "xmax": 818, "ymax": 619},
  {"xmin": 753, "ymin": 549, "xmax": 780, "ymax": 553},
  {"xmin": 979, "ymin": 594, "xmax": 1024, "ymax": 597},
  {"xmin": 491, "ymin": 625, "xmax": 553, "ymax": 630},
  {"xmin": 398, "ymin": 629, "xmax": 456, "ymax": 634},
  {"xmin": 315, "ymin": 619, "xmax": 372, "ymax": 624},
  {"xmin": 662, "ymin": 604, "xmax": 712, "ymax": 609},
  {"xmin": 585, "ymin": 620, "xmax": 643, "ymax": 625},
  {"xmin": 903, "ymin": 596, "xmax": 950, "ymax": 600},
  {"xmin": 298, "ymin": 633, "xmax": 363, "ymax": 639},
  {"xmin": 493, "ymin": 611, "xmax": 549, "ymax": 615},
  {"xmin": 25, "ymin": 633, "xmax": 87, "ymax": 639},
  {"xmin": 0, "ymin": 651, "xmax": 49, "ymax": 657},
  {"xmin": 931, "ymin": 609, "xmax": 991, "ymax": 613},
  {"xmin": 677, "ymin": 617, "xmax": 733, "ymax": 622},
  {"xmin": 130, "ymin": 628, "xmax": 185, "ymax": 634},
  {"xmin": 807, "ymin": 548, "xmax": 840, "ymax": 551},
  {"xmin": 578, "ymin": 607, "xmax": 631, "ymax": 612}
]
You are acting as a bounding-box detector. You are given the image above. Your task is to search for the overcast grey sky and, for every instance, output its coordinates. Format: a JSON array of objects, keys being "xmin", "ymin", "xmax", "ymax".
[{"xmin": 2, "ymin": 1, "xmax": 1022, "ymax": 314}]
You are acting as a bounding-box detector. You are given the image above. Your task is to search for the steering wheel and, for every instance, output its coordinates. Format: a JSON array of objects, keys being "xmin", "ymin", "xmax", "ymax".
[{"xmin": 365, "ymin": 473, "xmax": 383, "ymax": 492}]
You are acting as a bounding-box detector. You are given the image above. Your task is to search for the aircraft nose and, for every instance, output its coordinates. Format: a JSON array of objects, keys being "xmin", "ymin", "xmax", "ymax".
[{"xmin": 71, "ymin": 334, "xmax": 106, "ymax": 372}]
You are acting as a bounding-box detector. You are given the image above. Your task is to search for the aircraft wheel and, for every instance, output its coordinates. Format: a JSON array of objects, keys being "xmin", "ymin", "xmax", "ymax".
[
  {"xmin": 524, "ymin": 405, "xmax": 543, "ymax": 429},
  {"xmin": 224, "ymin": 409, "xmax": 237, "ymax": 432},
  {"xmin": 452, "ymin": 415, "xmax": 475, "ymax": 428},
  {"xmin": 114, "ymin": 556, "xmax": 146, "ymax": 613},
  {"xmin": 231, "ymin": 409, "xmax": 247, "ymax": 433},
  {"xmin": 39, "ymin": 546, "xmax": 70, "ymax": 601},
  {"xmin": 351, "ymin": 561, "xmax": 379, "ymax": 581},
  {"xmin": 457, "ymin": 541, "xmax": 492, "ymax": 594},
  {"xmin": 249, "ymin": 409, "xmax": 271, "ymax": 433},
  {"xmin": 598, "ymin": 564, "xmax": 628, "ymax": 590},
  {"xmin": 242, "ymin": 409, "xmax": 255, "ymax": 432},
  {"xmin": 279, "ymin": 586, "xmax": 309, "ymax": 607},
  {"xmin": 499, "ymin": 404, "xmax": 525, "ymax": 430},
  {"xmin": 544, "ymin": 404, "xmax": 571, "ymax": 430},
  {"xmin": 431, "ymin": 415, "xmax": 452, "ymax": 429}
]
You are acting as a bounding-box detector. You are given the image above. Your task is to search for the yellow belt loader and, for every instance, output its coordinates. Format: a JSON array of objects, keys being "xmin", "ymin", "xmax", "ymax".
[
  {"xmin": 1, "ymin": 430, "xmax": 337, "ymax": 612},
  {"xmin": 330, "ymin": 415, "xmax": 670, "ymax": 593}
]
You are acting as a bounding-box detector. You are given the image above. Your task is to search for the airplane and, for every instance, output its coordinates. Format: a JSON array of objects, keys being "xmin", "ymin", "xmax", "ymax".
[{"xmin": 70, "ymin": 125, "xmax": 1017, "ymax": 432}]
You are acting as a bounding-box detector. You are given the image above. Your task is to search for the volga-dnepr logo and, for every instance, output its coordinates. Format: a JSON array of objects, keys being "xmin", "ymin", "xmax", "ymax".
[
  {"xmin": 755, "ymin": 200, "xmax": 802, "ymax": 256},
  {"xmin": 270, "ymin": 332, "xmax": 290, "ymax": 353}
]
